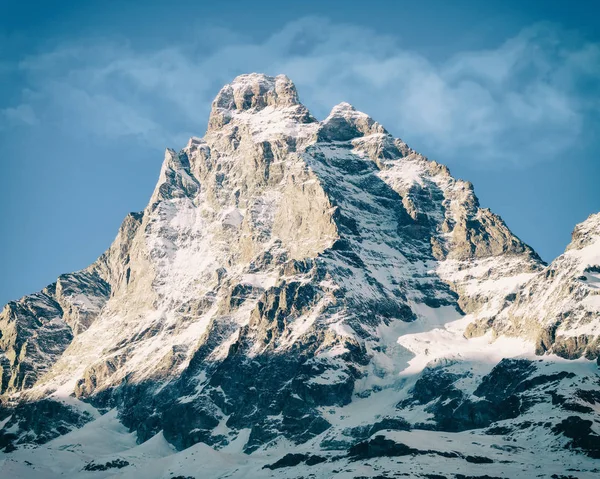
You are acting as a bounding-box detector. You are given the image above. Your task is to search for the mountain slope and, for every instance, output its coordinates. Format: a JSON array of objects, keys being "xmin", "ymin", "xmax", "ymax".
[
  {"xmin": 484, "ymin": 213, "xmax": 600, "ymax": 359},
  {"xmin": 0, "ymin": 74, "xmax": 598, "ymax": 478}
]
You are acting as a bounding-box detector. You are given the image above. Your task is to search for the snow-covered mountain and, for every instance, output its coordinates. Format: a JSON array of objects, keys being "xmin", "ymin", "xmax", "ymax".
[{"xmin": 1, "ymin": 74, "xmax": 598, "ymax": 479}]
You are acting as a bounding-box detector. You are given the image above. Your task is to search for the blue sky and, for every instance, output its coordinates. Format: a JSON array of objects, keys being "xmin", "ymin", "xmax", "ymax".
[{"xmin": 1, "ymin": 0, "xmax": 599, "ymax": 305}]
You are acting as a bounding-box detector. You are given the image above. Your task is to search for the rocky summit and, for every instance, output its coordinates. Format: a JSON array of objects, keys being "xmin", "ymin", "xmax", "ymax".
[{"xmin": 0, "ymin": 73, "xmax": 599, "ymax": 479}]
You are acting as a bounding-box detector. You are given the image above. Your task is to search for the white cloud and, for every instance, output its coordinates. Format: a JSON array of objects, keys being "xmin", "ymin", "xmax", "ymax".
[
  {"xmin": 1, "ymin": 18, "xmax": 598, "ymax": 166},
  {"xmin": 2, "ymin": 103, "xmax": 38, "ymax": 126}
]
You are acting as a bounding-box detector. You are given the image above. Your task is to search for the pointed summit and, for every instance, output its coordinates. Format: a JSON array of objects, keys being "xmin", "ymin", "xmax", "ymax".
[
  {"xmin": 319, "ymin": 101, "xmax": 387, "ymax": 142},
  {"xmin": 208, "ymin": 73, "xmax": 308, "ymax": 130},
  {"xmin": 567, "ymin": 212, "xmax": 600, "ymax": 251}
]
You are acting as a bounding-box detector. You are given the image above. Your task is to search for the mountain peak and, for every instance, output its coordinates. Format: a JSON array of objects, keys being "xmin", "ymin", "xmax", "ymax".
[
  {"xmin": 326, "ymin": 101, "xmax": 370, "ymax": 121},
  {"xmin": 567, "ymin": 212, "xmax": 600, "ymax": 251},
  {"xmin": 329, "ymin": 101, "xmax": 357, "ymax": 113},
  {"xmin": 319, "ymin": 101, "xmax": 386, "ymax": 142},
  {"xmin": 208, "ymin": 73, "xmax": 304, "ymax": 130},
  {"xmin": 2, "ymin": 72, "xmax": 600, "ymax": 478}
]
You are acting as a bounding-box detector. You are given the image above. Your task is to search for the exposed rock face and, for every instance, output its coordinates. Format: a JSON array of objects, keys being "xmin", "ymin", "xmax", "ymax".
[
  {"xmin": 479, "ymin": 213, "xmax": 600, "ymax": 359},
  {"xmin": 0, "ymin": 74, "xmax": 598, "ymax": 478},
  {"xmin": 0, "ymin": 268, "xmax": 109, "ymax": 395}
]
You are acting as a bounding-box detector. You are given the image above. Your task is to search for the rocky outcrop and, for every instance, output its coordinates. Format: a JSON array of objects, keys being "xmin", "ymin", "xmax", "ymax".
[
  {"xmin": 0, "ymin": 266, "xmax": 109, "ymax": 395},
  {"xmin": 485, "ymin": 213, "xmax": 600, "ymax": 359}
]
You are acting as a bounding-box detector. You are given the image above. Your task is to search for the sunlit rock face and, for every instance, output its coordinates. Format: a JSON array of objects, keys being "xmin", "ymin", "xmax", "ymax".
[{"xmin": 1, "ymin": 74, "xmax": 598, "ymax": 478}]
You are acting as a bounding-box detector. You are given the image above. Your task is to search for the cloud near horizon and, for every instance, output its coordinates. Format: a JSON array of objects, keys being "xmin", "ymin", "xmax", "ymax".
[{"xmin": 2, "ymin": 17, "xmax": 599, "ymax": 167}]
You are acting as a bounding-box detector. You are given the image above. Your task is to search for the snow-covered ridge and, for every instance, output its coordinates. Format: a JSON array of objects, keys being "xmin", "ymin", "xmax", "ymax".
[
  {"xmin": 483, "ymin": 212, "xmax": 600, "ymax": 358},
  {"xmin": 207, "ymin": 73, "xmax": 313, "ymax": 131},
  {"xmin": 568, "ymin": 211, "xmax": 600, "ymax": 251}
]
